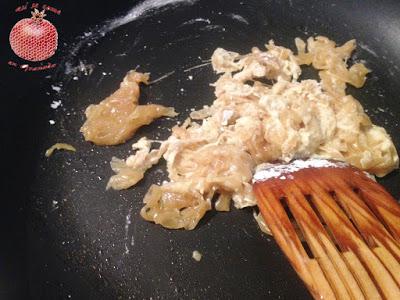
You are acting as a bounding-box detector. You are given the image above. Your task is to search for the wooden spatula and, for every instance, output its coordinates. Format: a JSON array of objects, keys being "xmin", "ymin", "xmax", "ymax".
[{"xmin": 253, "ymin": 159, "xmax": 400, "ymax": 300}]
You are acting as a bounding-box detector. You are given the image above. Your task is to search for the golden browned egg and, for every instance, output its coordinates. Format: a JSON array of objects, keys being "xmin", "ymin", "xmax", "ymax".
[{"xmin": 80, "ymin": 71, "xmax": 177, "ymax": 145}]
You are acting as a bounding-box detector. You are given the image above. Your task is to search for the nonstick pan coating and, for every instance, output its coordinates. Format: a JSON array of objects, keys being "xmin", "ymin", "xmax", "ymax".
[{"xmin": 2, "ymin": 0, "xmax": 400, "ymax": 299}]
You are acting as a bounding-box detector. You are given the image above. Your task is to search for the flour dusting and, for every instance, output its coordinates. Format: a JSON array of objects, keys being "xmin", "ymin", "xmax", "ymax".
[
  {"xmin": 124, "ymin": 209, "xmax": 133, "ymax": 254},
  {"xmin": 181, "ymin": 18, "xmax": 211, "ymax": 25},
  {"xmin": 227, "ymin": 13, "xmax": 249, "ymax": 25},
  {"xmin": 61, "ymin": 0, "xmax": 199, "ymax": 73},
  {"xmin": 107, "ymin": 0, "xmax": 199, "ymax": 32},
  {"xmin": 253, "ymin": 159, "xmax": 348, "ymax": 183},
  {"xmin": 200, "ymin": 24, "xmax": 225, "ymax": 32},
  {"xmin": 358, "ymin": 42, "xmax": 378, "ymax": 58}
]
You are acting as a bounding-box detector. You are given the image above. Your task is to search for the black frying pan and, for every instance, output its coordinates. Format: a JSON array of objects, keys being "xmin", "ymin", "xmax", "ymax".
[{"xmin": 2, "ymin": 0, "xmax": 400, "ymax": 299}]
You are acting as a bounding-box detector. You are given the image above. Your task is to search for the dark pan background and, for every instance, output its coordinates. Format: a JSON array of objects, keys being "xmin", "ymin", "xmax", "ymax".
[{"xmin": 1, "ymin": 0, "xmax": 400, "ymax": 299}]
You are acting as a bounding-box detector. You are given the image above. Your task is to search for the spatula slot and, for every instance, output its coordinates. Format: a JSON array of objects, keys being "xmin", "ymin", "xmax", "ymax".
[
  {"xmin": 305, "ymin": 194, "xmax": 327, "ymax": 226},
  {"xmin": 304, "ymin": 192, "xmax": 343, "ymax": 252},
  {"xmin": 278, "ymin": 195, "xmax": 313, "ymax": 257},
  {"xmin": 280, "ymin": 197, "xmax": 294, "ymax": 220},
  {"xmin": 301, "ymin": 240, "xmax": 314, "ymax": 259}
]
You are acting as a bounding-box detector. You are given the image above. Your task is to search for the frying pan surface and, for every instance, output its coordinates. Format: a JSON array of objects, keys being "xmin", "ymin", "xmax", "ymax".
[{"xmin": 1, "ymin": 0, "xmax": 400, "ymax": 299}]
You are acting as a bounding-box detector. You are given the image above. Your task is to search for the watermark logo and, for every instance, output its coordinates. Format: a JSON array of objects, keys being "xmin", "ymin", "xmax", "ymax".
[{"xmin": 8, "ymin": 3, "xmax": 61, "ymax": 71}]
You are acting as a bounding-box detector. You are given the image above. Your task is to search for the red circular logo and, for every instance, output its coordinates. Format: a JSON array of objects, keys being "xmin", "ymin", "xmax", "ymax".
[{"xmin": 9, "ymin": 9, "xmax": 58, "ymax": 62}]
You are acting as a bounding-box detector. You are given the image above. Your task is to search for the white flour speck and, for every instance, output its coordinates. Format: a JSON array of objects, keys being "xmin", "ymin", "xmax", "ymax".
[
  {"xmin": 377, "ymin": 107, "xmax": 386, "ymax": 112},
  {"xmin": 49, "ymin": 120, "xmax": 56, "ymax": 125},
  {"xmin": 50, "ymin": 100, "xmax": 62, "ymax": 109},
  {"xmin": 64, "ymin": 60, "xmax": 94, "ymax": 76},
  {"xmin": 51, "ymin": 85, "xmax": 61, "ymax": 92}
]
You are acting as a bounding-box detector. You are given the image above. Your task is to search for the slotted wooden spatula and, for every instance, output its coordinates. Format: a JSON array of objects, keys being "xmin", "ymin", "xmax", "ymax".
[{"xmin": 253, "ymin": 159, "xmax": 400, "ymax": 300}]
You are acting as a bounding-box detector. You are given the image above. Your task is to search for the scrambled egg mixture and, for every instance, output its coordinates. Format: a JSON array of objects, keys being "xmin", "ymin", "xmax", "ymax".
[{"xmin": 107, "ymin": 37, "xmax": 398, "ymax": 230}]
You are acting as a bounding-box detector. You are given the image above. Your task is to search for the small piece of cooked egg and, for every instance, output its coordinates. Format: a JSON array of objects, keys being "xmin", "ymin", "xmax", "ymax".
[{"xmin": 192, "ymin": 250, "xmax": 202, "ymax": 262}]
